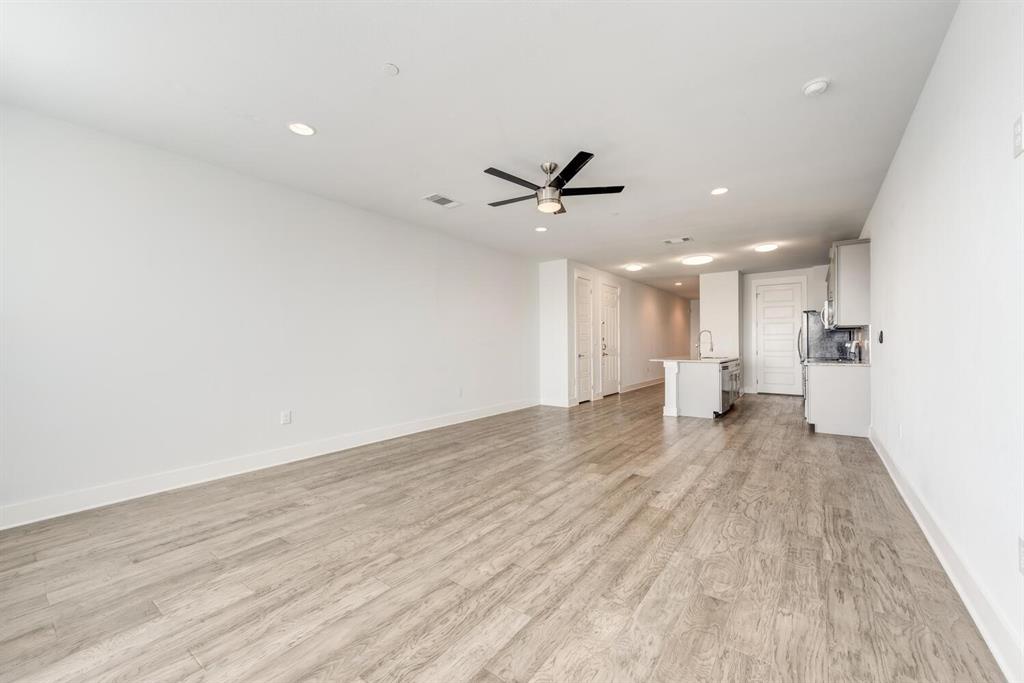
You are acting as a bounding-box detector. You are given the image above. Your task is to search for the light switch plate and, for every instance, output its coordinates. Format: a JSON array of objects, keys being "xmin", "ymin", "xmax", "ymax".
[{"xmin": 1014, "ymin": 114, "xmax": 1023, "ymax": 158}]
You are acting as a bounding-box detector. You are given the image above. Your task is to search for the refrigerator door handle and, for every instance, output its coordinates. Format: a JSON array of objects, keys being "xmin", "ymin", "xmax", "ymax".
[{"xmin": 797, "ymin": 325, "xmax": 805, "ymax": 362}]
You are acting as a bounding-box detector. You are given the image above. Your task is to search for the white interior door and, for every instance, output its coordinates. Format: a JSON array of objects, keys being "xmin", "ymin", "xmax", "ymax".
[
  {"xmin": 600, "ymin": 283, "xmax": 620, "ymax": 396},
  {"xmin": 574, "ymin": 274, "xmax": 593, "ymax": 402},
  {"xmin": 756, "ymin": 282, "xmax": 803, "ymax": 395}
]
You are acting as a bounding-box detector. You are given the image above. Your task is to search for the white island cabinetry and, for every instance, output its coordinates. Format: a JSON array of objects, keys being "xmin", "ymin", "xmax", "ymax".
[{"xmin": 653, "ymin": 357, "xmax": 741, "ymax": 419}]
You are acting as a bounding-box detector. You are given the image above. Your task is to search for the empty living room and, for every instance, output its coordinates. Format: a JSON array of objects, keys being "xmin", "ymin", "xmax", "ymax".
[{"xmin": 1, "ymin": 1, "xmax": 1021, "ymax": 681}]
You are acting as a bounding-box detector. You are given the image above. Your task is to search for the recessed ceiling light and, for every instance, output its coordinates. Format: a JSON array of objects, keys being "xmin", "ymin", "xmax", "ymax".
[
  {"xmin": 802, "ymin": 77, "xmax": 831, "ymax": 96},
  {"xmin": 288, "ymin": 122, "xmax": 316, "ymax": 136},
  {"xmin": 674, "ymin": 282, "xmax": 682, "ymax": 286},
  {"xmin": 534, "ymin": 226, "xmax": 547, "ymax": 232},
  {"xmin": 710, "ymin": 187, "xmax": 729, "ymax": 196},
  {"xmin": 682, "ymin": 255, "xmax": 714, "ymax": 266},
  {"xmin": 754, "ymin": 243, "xmax": 779, "ymax": 252},
  {"xmin": 625, "ymin": 264, "xmax": 643, "ymax": 272},
  {"xmin": 382, "ymin": 62, "xmax": 400, "ymax": 76}
]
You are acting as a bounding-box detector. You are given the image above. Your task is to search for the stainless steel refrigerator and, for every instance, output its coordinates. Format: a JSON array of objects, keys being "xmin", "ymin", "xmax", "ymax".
[
  {"xmin": 798, "ymin": 309, "xmax": 853, "ymax": 362},
  {"xmin": 799, "ymin": 310, "xmax": 853, "ymax": 407}
]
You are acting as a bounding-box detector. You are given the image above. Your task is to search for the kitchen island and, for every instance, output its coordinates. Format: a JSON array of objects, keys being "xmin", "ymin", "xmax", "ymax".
[{"xmin": 652, "ymin": 356, "xmax": 741, "ymax": 418}]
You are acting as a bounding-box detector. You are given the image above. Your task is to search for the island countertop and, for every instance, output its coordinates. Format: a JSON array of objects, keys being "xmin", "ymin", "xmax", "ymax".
[
  {"xmin": 803, "ymin": 359, "xmax": 870, "ymax": 367},
  {"xmin": 650, "ymin": 356, "xmax": 740, "ymax": 364}
]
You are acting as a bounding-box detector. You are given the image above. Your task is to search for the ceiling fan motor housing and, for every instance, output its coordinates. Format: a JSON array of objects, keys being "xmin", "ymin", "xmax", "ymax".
[
  {"xmin": 536, "ymin": 186, "xmax": 562, "ymax": 212},
  {"xmin": 537, "ymin": 186, "xmax": 560, "ymax": 202}
]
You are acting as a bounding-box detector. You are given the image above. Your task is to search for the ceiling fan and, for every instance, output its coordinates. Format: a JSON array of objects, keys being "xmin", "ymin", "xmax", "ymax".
[{"xmin": 484, "ymin": 151, "xmax": 624, "ymax": 214}]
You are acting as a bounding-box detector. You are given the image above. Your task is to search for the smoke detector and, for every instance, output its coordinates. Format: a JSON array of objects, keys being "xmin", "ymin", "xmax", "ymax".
[
  {"xmin": 422, "ymin": 193, "xmax": 461, "ymax": 208},
  {"xmin": 802, "ymin": 78, "xmax": 831, "ymax": 96}
]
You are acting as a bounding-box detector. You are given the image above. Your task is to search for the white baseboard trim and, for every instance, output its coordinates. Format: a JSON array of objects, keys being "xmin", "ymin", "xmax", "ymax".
[
  {"xmin": 621, "ymin": 377, "xmax": 664, "ymax": 393},
  {"xmin": 0, "ymin": 398, "xmax": 539, "ymax": 530},
  {"xmin": 539, "ymin": 397, "xmax": 573, "ymax": 408},
  {"xmin": 869, "ymin": 429, "xmax": 1022, "ymax": 683}
]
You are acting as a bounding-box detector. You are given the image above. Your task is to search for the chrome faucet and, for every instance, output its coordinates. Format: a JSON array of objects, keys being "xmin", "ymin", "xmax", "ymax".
[
  {"xmin": 696, "ymin": 329, "xmax": 714, "ymax": 360},
  {"xmin": 846, "ymin": 339, "xmax": 863, "ymax": 362}
]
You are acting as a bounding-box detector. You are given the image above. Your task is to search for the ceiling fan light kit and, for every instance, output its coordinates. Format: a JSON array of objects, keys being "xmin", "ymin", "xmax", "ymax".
[
  {"xmin": 536, "ymin": 187, "xmax": 563, "ymax": 213},
  {"xmin": 484, "ymin": 151, "xmax": 624, "ymax": 215}
]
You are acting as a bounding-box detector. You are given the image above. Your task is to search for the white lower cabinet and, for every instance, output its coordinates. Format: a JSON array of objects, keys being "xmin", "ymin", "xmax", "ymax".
[
  {"xmin": 805, "ymin": 364, "xmax": 870, "ymax": 437},
  {"xmin": 656, "ymin": 358, "xmax": 741, "ymax": 419}
]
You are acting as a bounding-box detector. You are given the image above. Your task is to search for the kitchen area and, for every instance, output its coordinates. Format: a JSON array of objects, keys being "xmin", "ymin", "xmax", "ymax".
[
  {"xmin": 654, "ymin": 270, "xmax": 744, "ymax": 419},
  {"xmin": 655, "ymin": 238, "xmax": 872, "ymax": 436},
  {"xmin": 801, "ymin": 238, "xmax": 871, "ymax": 436}
]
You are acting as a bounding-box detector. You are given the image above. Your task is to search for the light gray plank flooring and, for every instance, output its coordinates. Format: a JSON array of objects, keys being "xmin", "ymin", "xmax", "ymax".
[{"xmin": 0, "ymin": 388, "xmax": 1004, "ymax": 682}]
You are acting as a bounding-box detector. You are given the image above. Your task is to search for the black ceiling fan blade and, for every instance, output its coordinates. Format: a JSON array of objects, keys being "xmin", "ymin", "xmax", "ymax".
[
  {"xmin": 560, "ymin": 185, "xmax": 625, "ymax": 196},
  {"xmin": 550, "ymin": 151, "xmax": 594, "ymax": 190},
  {"xmin": 484, "ymin": 167, "xmax": 540, "ymax": 191},
  {"xmin": 488, "ymin": 194, "xmax": 535, "ymax": 207},
  {"xmin": 554, "ymin": 203, "xmax": 566, "ymax": 214}
]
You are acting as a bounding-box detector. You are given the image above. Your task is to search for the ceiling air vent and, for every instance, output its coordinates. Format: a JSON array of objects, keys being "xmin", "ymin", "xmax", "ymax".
[
  {"xmin": 422, "ymin": 193, "xmax": 461, "ymax": 209},
  {"xmin": 663, "ymin": 236, "xmax": 693, "ymax": 245}
]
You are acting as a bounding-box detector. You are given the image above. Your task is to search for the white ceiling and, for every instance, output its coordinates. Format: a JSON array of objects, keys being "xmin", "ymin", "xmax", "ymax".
[{"xmin": 0, "ymin": 1, "xmax": 956, "ymax": 297}]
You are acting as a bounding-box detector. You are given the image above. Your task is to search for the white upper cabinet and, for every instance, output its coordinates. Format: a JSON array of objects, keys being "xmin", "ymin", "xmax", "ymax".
[{"xmin": 826, "ymin": 239, "xmax": 870, "ymax": 327}]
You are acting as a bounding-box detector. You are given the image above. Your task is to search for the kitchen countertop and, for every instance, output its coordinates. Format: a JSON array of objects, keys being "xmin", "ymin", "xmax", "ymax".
[
  {"xmin": 803, "ymin": 359, "xmax": 870, "ymax": 367},
  {"xmin": 651, "ymin": 356, "xmax": 740, "ymax": 364}
]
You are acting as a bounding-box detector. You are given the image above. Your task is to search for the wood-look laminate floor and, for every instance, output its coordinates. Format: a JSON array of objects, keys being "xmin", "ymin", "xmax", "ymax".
[{"xmin": 0, "ymin": 388, "xmax": 1004, "ymax": 682}]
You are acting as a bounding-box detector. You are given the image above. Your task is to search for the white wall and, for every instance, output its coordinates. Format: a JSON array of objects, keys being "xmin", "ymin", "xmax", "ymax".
[
  {"xmin": 689, "ymin": 300, "xmax": 700, "ymax": 358},
  {"xmin": 861, "ymin": 3, "xmax": 1023, "ymax": 679},
  {"xmin": 742, "ymin": 265, "xmax": 827, "ymax": 392},
  {"xmin": 537, "ymin": 259, "xmax": 691, "ymax": 406},
  {"xmin": 698, "ymin": 271, "xmax": 741, "ymax": 359},
  {"xmin": 538, "ymin": 260, "xmax": 571, "ymax": 407},
  {"xmin": 1, "ymin": 106, "xmax": 540, "ymax": 527}
]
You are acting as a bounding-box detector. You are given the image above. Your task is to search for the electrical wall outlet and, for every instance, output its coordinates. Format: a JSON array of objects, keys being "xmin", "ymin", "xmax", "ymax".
[
  {"xmin": 280, "ymin": 410, "xmax": 292, "ymax": 425},
  {"xmin": 1014, "ymin": 113, "xmax": 1023, "ymax": 159}
]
